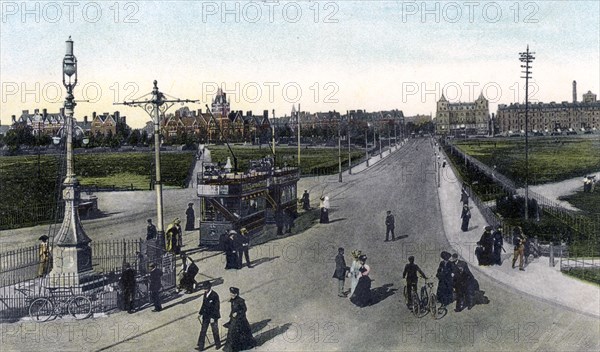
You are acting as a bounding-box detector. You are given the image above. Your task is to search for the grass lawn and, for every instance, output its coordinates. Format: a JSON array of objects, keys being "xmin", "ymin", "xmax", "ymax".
[
  {"xmin": 208, "ymin": 145, "xmax": 365, "ymax": 175},
  {"xmin": 563, "ymin": 268, "xmax": 600, "ymax": 286},
  {"xmin": 559, "ymin": 189, "xmax": 600, "ymax": 215},
  {"xmin": 455, "ymin": 136, "xmax": 600, "ymax": 185}
]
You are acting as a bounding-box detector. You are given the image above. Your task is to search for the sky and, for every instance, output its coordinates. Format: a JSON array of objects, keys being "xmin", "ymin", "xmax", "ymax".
[{"xmin": 1, "ymin": 1, "xmax": 599, "ymax": 128}]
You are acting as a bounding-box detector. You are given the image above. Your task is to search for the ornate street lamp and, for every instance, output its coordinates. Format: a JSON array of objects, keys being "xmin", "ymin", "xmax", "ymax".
[{"xmin": 49, "ymin": 36, "xmax": 93, "ymax": 287}]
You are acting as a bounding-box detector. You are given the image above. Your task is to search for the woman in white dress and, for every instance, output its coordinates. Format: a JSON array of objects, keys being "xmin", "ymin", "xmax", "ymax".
[{"xmin": 348, "ymin": 250, "xmax": 362, "ymax": 296}]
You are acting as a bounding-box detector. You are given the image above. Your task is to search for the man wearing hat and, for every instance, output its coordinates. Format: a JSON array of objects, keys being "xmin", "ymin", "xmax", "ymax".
[
  {"xmin": 492, "ymin": 225, "xmax": 505, "ymax": 266},
  {"xmin": 148, "ymin": 263, "xmax": 163, "ymax": 312},
  {"xmin": 119, "ymin": 262, "xmax": 137, "ymax": 313},
  {"xmin": 224, "ymin": 287, "xmax": 256, "ymax": 352},
  {"xmin": 196, "ymin": 282, "xmax": 221, "ymax": 351},
  {"xmin": 37, "ymin": 235, "xmax": 50, "ymax": 277},
  {"xmin": 476, "ymin": 226, "xmax": 494, "ymax": 266},
  {"xmin": 385, "ymin": 210, "xmax": 395, "ymax": 242},
  {"xmin": 451, "ymin": 254, "xmax": 474, "ymax": 312},
  {"xmin": 186, "ymin": 203, "xmax": 195, "ymax": 231},
  {"xmin": 237, "ymin": 228, "xmax": 252, "ymax": 268},
  {"xmin": 332, "ymin": 248, "xmax": 348, "ymax": 297},
  {"xmin": 301, "ymin": 190, "xmax": 310, "ymax": 210},
  {"xmin": 146, "ymin": 219, "xmax": 157, "ymax": 240}
]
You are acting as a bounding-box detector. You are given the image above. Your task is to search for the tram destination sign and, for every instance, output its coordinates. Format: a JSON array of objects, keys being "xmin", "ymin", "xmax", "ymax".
[
  {"xmin": 242, "ymin": 180, "xmax": 268, "ymax": 193},
  {"xmin": 197, "ymin": 184, "xmax": 229, "ymax": 196}
]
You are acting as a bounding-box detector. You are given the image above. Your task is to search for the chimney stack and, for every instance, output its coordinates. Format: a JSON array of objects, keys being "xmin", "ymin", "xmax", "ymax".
[
  {"xmin": 263, "ymin": 110, "xmax": 268, "ymax": 119},
  {"xmin": 92, "ymin": 112, "xmax": 96, "ymax": 119},
  {"xmin": 121, "ymin": 116, "xmax": 126, "ymax": 125},
  {"xmin": 34, "ymin": 108, "xmax": 39, "ymax": 115},
  {"xmin": 60, "ymin": 108, "xmax": 65, "ymax": 116},
  {"xmin": 12, "ymin": 115, "xmax": 16, "ymax": 123},
  {"xmin": 84, "ymin": 115, "xmax": 88, "ymax": 124},
  {"xmin": 42, "ymin": 108, "xmax": 47, "ymax": 118},
  {"xmin": 573, "ymin": 80, "xmax": 577, "ymax": 103}
]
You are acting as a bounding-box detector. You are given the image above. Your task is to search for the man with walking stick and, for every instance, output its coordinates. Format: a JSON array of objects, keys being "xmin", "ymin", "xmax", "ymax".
[{"xmin": 196, "ymin": 282, "xmax": 221, "ymax": 351}]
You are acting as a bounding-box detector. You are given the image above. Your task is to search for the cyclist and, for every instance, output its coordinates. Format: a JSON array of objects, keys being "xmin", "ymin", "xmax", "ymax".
[{"xmin": 403, "ymin": 256, "xmax": 428, "ymax": 309}]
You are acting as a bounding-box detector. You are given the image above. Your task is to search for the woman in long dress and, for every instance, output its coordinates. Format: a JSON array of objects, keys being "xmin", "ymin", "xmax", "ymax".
[
  {"xmin": 348, "ymin": 250, "xmax": 362, "ymax": 296},
  {"xmin": 350, "ymin": 255, "xmax": 372, "ymax": 307},
  {"xmin": 224, "ymin": 287, "xmax": 256, "ymax": 352},
  {"xmin": 436, "ymin": 251, "xmax": 454, "ymax": 307},
  {"xmin": 460, "ymin": 204, "xmax": 471, "ymax": 232},
  {"xmin": 320, "ymin": 196, "xmax": 330, "ymax": 224}
]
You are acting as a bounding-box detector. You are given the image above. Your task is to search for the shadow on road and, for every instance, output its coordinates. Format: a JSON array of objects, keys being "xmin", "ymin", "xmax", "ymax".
[
  {"xmin": 250, "ymin": 256, "xmax": 280, "ymax": 268},
  {"xmin": 370, "ymin": 283, "xmax": 397, "ymax": 306},
  {"xmin": 252, "ymin": 320, "xmax": 292, "ymax": 348},
  {"xmin": 328, "ymin": 218, "xmax": 347, "ymax": 224}
]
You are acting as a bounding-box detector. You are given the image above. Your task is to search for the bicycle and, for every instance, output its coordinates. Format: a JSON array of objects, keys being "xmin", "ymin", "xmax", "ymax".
[
  {"xmin": 403, "ymin": 283, "xmax": 421, "ymax": 318},
  {"xmin": 28, "ymin": 287, "xmax": 92, "ymax": 323},
  {"xmin": 404, "ymin": 280, "xmax": 441, "ymax": 319}
]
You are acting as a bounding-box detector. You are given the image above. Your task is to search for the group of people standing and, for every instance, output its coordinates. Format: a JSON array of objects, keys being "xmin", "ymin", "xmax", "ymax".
[
  {"xmin": 221, "ymin": 228, "xmax": 253, "ymax": 270},
  {"xmin": 333, "ymin": 248, "xmax": 373, "ymax": 307},
  {"xmin": 475, "ymin": 225, "xmax": 505, "ymax": 266},
  {"xmin": 436, "ymin": 252, "xmax": 479, "ymax": 312}
]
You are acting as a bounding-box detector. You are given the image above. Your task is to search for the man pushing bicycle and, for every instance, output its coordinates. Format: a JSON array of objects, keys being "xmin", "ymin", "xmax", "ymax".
[{"xmin": 402, "ymin": 256, "xmax": 428, "ymax": 309}]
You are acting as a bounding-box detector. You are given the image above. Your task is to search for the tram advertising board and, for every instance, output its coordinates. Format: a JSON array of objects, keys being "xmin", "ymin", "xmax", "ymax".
[{"xmin": 197, "ymin": 184, "xmax": 229, "ymax": 196}]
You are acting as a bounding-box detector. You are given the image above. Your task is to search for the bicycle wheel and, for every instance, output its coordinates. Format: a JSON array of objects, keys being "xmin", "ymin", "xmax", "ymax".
[
  {"xmin": 429, "ymin": 293, "xmax": 438, "ymax": 319},
  {"xmin": 68, "ymin": 296, "xmax": 92, "ymax": 320},
  {"xmin": 403, "ymin": 286, "xmax": 408, "ymax": 305},
  {"xmin": 29, "ymin": 298, "xmax": 54, "ymax": 322},
  {"xmin": 410, "ymin": 290, "xmax": 420, "ymax": 317}
]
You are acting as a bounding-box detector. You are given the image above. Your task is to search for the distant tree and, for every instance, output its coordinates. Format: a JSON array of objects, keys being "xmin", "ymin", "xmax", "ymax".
[
  {"xmin": 141, "ymin": 129, "xmax": 149, "ymax": 145},
  {"xmin": 128, "ymin": 129, "xmax": 141, "ymax": 146}
]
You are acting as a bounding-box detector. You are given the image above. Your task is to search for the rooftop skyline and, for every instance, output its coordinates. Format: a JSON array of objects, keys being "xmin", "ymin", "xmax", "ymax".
[{"xmin": 1, "ymin": 1, "xmax": 599, "ymax": 128}]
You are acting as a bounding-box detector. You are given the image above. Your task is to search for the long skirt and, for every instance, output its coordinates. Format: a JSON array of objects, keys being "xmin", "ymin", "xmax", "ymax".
[
  {"xmin": 320, "ymin": 208, "xmax": 329, "ymax": 223},
  {"xmin": 461, "ymin": 217, "xmax": 470, "ymax": 231},
  {"xmin": 350, "ymin": 276, "xmax": 372, "ymax": 307},
  {"xmin": 224, "ymin": 316, "xmax": 256, "ymax": 352},
  {"xmin": 436, "ymin": 278, "xmax": 454, "ymax": 306}
]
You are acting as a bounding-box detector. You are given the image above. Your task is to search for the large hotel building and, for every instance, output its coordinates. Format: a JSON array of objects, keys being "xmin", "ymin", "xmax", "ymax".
[{"xmin": 496, "ymin": 81, "xmax": 599, "ymax": 134}]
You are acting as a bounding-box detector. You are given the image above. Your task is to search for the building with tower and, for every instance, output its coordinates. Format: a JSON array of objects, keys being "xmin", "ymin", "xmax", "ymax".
[{"xmin": 435, "ymin": 93, "xmax": 490, "ymax": 137}]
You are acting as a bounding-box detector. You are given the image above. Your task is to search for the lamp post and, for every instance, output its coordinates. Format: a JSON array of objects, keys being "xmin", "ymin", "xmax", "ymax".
[
  {"xmin": 338, "ymin": 122, "xmax": 342, "ymax": 182},
  {"xmin": 460, "ymin": 123, "xmax": 467, "ymax": 167},
  {"xmin": 116, "ymin": 81, "xmax": 197, "ymax": 255},
  {"xmin": 347, "ymin": 117, "xmax": 352, "ymax": 175},
  {"xmin": 365, "ymin": 123, "xmax": 370, "ymax": 167},
  {"xmin": 50, "ymin": 36, "xmax": 93, "ymax": 286}
]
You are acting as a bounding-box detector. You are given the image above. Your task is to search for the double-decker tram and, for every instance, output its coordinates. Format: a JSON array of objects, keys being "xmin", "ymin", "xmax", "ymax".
[{"xmin": 196, "ymin": 158, "xmax": 299, "ymax": 246}]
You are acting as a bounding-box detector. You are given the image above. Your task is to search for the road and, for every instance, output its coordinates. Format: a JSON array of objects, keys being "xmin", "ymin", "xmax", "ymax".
[{"xmin": 1, "ymin": 138, "xmax": 599, "ymax": 351}]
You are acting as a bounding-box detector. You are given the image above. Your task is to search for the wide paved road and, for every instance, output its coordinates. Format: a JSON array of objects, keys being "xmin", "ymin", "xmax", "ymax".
[{"xmin": 2, "ymin": 138, "xmax": 598, "ymax": 351}]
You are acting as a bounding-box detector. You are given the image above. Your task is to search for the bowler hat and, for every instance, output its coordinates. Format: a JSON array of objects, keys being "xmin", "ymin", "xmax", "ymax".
[
  {"xmin": 440, "ymin": 251, "xmax": 451, "ymax": 260},
  {"xmin": 485, "ymin": 225, "xmax": 493, "ymax": 231},
  {"xmin": 450, "ymin": 253, "xmax": 458, "ymax": 262},
  {"xmin": 38, "ymin": 235, "xmax": 49, "ymax": 241},
  {"xmin": 229, "ymin": 287, "xmax": 240, "ymax": 295}
]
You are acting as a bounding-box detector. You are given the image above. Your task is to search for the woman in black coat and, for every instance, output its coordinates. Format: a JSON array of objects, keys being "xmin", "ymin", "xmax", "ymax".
[
  {"xmin": 436, "ymin": 251, "xmax": 454, "ymax": 307},
  {"xmin": 460, "ymin": 204, "xmax": 471, "ymax": 232},
  {"xmin": 224, "ymin": 287, "xmax": 256, "ymax": 352}
]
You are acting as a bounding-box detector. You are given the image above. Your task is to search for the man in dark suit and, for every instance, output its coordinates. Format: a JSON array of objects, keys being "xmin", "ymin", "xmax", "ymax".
[
  {"xmin": 238, "ymin": 228, "xmax": 252, "ymax": 268},
  {"xmin": 332, "ymin": 248, "xmax": 348, "ymax": 297},
  {"xmin": 148, "ymin": 263, "xmax": 163, "ymax": 312},
  {"xmin": 196, "ymin": 282, "xmax": 221, "ymax": 351},
  {"xmin": 385, "ymin": 210, "xmax": 395, "ymax": 242},
  {"xmin": 119, "ymin": 262, "xmax": 137, "ymax": 313},
  {"xmin": 146, "ymin": 218, "xmax": 157, "ymax": 240},
  {"xmin": 301, "ymin": 190, "xmax": 310, "ymax": 210},
  {"xmin": 451, "ymin": 254, "xmax": 474, "ymax": 312}
]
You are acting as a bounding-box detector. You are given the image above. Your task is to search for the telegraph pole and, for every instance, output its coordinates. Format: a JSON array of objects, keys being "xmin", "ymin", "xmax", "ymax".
[{"xmin": 520, "ymin": 45, "xmax": 535, "ymax": 220}]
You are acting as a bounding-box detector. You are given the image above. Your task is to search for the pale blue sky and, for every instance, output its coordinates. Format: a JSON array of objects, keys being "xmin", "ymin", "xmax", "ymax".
[{"xmin": 1, "ymin": 1, "xmax": 599, "ymax": 128}]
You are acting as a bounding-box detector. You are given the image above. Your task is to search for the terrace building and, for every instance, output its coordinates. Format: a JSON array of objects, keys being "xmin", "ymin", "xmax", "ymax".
[{"xmin": 496, "ymin": 81, "xmax": 600, "ymax": 134}]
